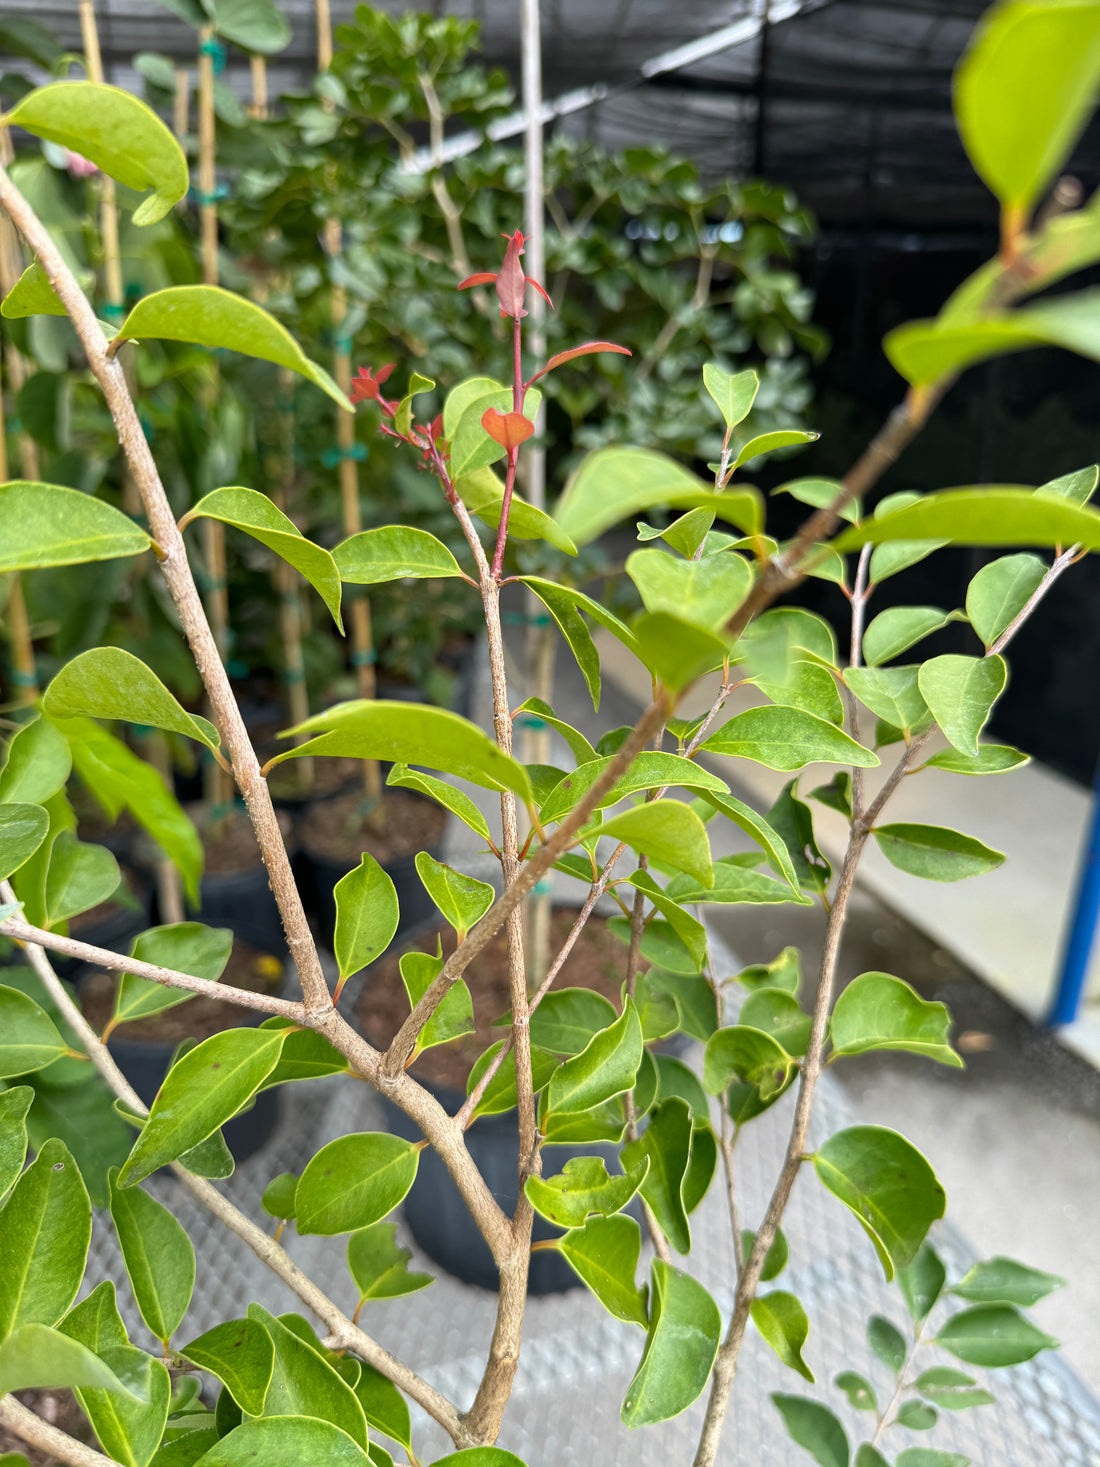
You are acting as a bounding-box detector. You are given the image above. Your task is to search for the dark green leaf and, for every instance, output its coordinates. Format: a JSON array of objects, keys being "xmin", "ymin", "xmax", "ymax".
[
  {"xmin": 845, "ymin": 667, "xmax": 931, "ymax": 738},
  {"xmin": 0, "ymin": 1086, "xmax": 33, "ymax": 1197},
  {"xmin": 295, "ymin": 1133, "xmax": 420, "ymax": 1236},
  {"xmin": 771, "ymin": 1394, "xmax": 849, "ymax": 1467},
  {"xmin": 873, "ymin": 824, "xmax": 1005, "ymax": 883},
  {"xmin": 0, "ymin": 1137, "xmax": 90, "ymax": 1335},
  {"xmin": 951, "ymin": 1256, "xmax": 1066, "ymax": 1307},
  {"xmin": 179, "ymin": 1320, "xmax": 273, "ymax": 1417},
  {"xmin": 0, "ymin": 803, "xmax": 50, "ymax": 881},
  {"xmin": 0, "ymin": 718, "xmax": 71, "ymax": 804},
  {"xmin": 620, "ymin": 1098, "xmax": 693, "ymax": 1255},
  {"xmin": 830, "ymin": 972, "xmax": 962, "ymax": 1067},
  {"xmin": 0, "ymin": 987, "xmax": 68, "ymax": 1076},
  {"xmin": 868, "ymin": 1315, "xmax": 907, "ymax": 1373},
  {"xmin": 260, "ymin": 1173, "xmax": 298, "ymax": 1221},
  {"xmin": 899, "ymin": 1243, "xmax": 947, "ymax": 1323},
  {"xmin": 742, "ymin": 1227, "xmax": 790, "ymax": 1282},
  {"xmin": 108, "ymin": 1168, "xmax": 195, "ymax": 1345}
]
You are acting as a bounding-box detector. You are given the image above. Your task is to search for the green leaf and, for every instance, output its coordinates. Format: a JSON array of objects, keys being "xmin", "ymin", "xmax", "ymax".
[
  {"xmin": 350, "ymin": 1364, "xmax": 412, "ymax": 1454},
  {"xmin": 844, "ymin": 667, "xmax": 931, "ymax": 738},
  {"xmin": 117, "ymin": 288, "xmax": 349, "ymax": 410},
  {"xmin": 246, "ymin": 1306, "xmax": 367, "ymax": 1446},
  {"xmin": 0, "ymin": 1086, "xmax": 33, "ymax": 1196},
  {"xmin": 697, "ymin": 790, "xmax": 801, "ymax": 892},
  {"xmin": 638, "ymin": 508, "xmax": 716, "ymax": 558},
  {"xmin": 334, "ymin": 526, "xmax": 463, "ymax": 586},
  {"xmin": 626, "ymin": 548, "xmax": 751, "ymax": 632},
  {"xmin": 455, "ymin": 466, "xmax": 575, "ymax": 555},
  {"xmin": 704, "ymin": 1024, "xmax": 796, "ymax": 1103},
  {"xmin": 525, "ymin": 1155, "xmax": 649, "ymax": 1229},
  {"xmin": 260, "ymin": 1174, "xmax": 298, "ymax": 1221},
  {"xmin": 467, "ymin": 1045, "xmax": 559, "ymax": 1121},
  {"xmin": 631, "ymin": 612, "xmax": 731, "ymax": 692},
  {"xmin": 868, "ymin": 1315, "xmax": 907, "ymax": 1372},
  {"xmin": 702, "ymin": 706, "xmax": 878, "ymax": 771},
  {"xmin": 520, "ymin": 578, "xmax": 601, "ymax": 711},
  {"xmin": 210, "ymin": 0, "xmax": 291, "ymax": 54},
  {"xmin": 771, "ymin": 1396, "xmax": 849, "ymax": 1467},
  {"xmin": 0, "ymin": 719, "xmax": 71, "ymax": 805},
  {"xmin": 295, "ymin": 1133, "xmax": 420, "ymax": 1236},
  {"xmin": 834, "ymin": 1372, "xmax": 877, "ymax": 1412},
  {"xmin": 527, "ymin": 988, "xmax": 618, "ymax": 1055},
  {"xmin": 621, "ymin": 1259, "xmax": 721, "ymax": 1426},
  {"xmin": 257, "ymin": 1020, "xmax": 349, "ymax": 1090},
  {"xmin": 0, "ymin": 261, "xmax": 66, "ymax": 320},
  {"xmin": 192, "ymin": 1416, "xmax": 371, "ymax": 1467},
  {"xmin": 3, "ymin": 83, "xmax": 187, "ymax": 224},
  {"xmin": 70, "ymin": 1342, "xmax": 171, "ymax": 1467},
  {"xmin": 108, "ymin": 1168, "xmax": 195, "ymax": 1345},
  {"xmin": 899, "ymin": 1243, "xmax": 947, "ymax": 1323},
  {"xmin": 703, "ymin": 363, "xmax": 758, "ymax": 430},
  {"xmin": 736, "ymin": 946, "xmax": 802, "ymax": 996},
  {"xmin": 540, "ymin": 752, "xmax": 727, "ymax": 824},
  {"xmin": 114, "ymin": 924, "xmax": 233, "ymax": 1028},
  {"xmin": 334, "ymin": 855, "xmax": 399, "ymax": 981},
  {"xmin": 399, "ymin": 949, "xmax": 473, "ymax": 1053},
  {"xmin": 0, "ymin": 1323, "xmax": 132, "ymax": 1395},
  {"xmin": 627, "ymin": 871, "xmax": 709, "ymax": 970},
  {"xmin": 620, "ymin": 1098, "xmax": 693, "ymax": 1255},
  {"xmin": 733, "ymin": 429, "xmax": 818, "ymax": 472},
  {"xmin": 834, "ymin": 487, "xmax": 1100, "ymax": 554},
  {"xmin": 965, "ymin": 553, "xmax": 1045, "ymax": 649},
  {"xmin": 863, "ymin": 607, "xmax": 953, "ymax": 666},
  {"xmin": 60, "ymin": 1282, "xmax": 127, "ymax": 1356},
  {"xmin": 448, "ymin": 385, "xmax": 541, "ymax": 479},
  {"xmin": 955, "ymin": 0, "xmax": 1100, "ymax": 211},
  {"xmin": 0, "ymin": 988, "xmax": 68, "ymax": 1076},
  {"xmin": 742, "ymin": 1227, "xmax": 790, "ymax": 1282},
  {"xmin": 854, "ymin": 1451, "xmax": 889, "ymax": 1467},
  {"xmin": 813, "ymin": 1127, "xmax": 945, "ymax": 1280},
  {"xmin": 273, "ymin": 701, "xmax": 532, "ymax": 803},
  {"xmin": 347, "ymin": 1222, "xmax": 433, "ymax": 1305},
  {"xmin": 751, "ymin": 1292, "xmax": 814, "ymax": 1381},
  {"xmin": 873, "ymin": 824, "xmax": 1005, "ymax": 883},
  {"xmin": 918, "ymin": 655, "xmax": 1006, "ymax": 756},
  {"xmin": 951, "ymin": 1256, "xmax": 1065, "ymax": 1307},
  {"xmin": 773, "ymin": 477, "xmax": 859, "ymax": 523},
  {"xmin": 0, "ymin": 482, "xmax": 150, "ymax": 574},
  {"xmin": 118, "ymin": 1028, "xmax": 288, "ymax": 1186},
  {"xmin": 514, "ymin": 697, "xmax": 598, "ymax": 766},
  {"xmin": 42, "ymin": 830, "xmax": 119, "ymax": 927},
  {"xmin": 386, "ymin": 764, "xmax": 491, "ymax": 844},
  {"xmin": 830, "ymin": 972, "xmax": 962, "ymax": 1067},
  {"xmin": 914, "ymin": 1366, "xmax": 994, "ymax": 1411},
  {"xmin": 430, "ymin": 1453, "xmax": 527, "ymax": 1467},
  {"xmin": 668, "ymin": 856, "xmax": 811, "ymax": 908},
  {"xmin": 1037, "ymin": 463, "xmax": 1099, "ymax": 506},
  {"xmin": 738, "ymin": 989, "xmax": 812, "ymax": 1057},
  {"xmin": 184, "ymin": 489, "xmax": 343, "ymax": 630},
  {"xmin": 414, "ymin": 853, "xmax": 494, "ymax": 941},
  {"xmin": 557, "ymin": 1213, "xmax": 647, "ymax": 1326},
  {"xmin": 555, "ymin": 446, "xmax": 761, "ymax": 547},
  {"xmin": 0, "ymin": 1137, "xmax": 90, "ymax": 1335},
  {"xmin": 179, "ymin": 1320, "xmax": 273, "ymax": 1417},
  {"xmin": 596, "ymin": 800, "xmax": 713, "ymax": 887},
  {"xmin": 544, "ymin": 1000, "xmax": 643, "ymax": 1116},
  {"xmin": 897, "ymin": 1401, "xmax": 938, "ymax": 1431},
  {"xmin": 923, "ymin": 744, "xmax": 1028, "ymax": 776},
  {"xmin": 520, "ymin": 579, "xmax": 639, "ymax": 664},
  {"xmin": 44, "ymin": 649, "xmax": 220, "ymax": 753}
]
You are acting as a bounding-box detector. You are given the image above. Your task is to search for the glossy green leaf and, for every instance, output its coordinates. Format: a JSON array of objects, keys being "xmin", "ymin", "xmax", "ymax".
[
  {"xmin": 733, "ymin": 428, "xmax": 818, "ymax": 471},
  {"xmin": 334, "ymin": 855, "xmax": 399, "ymax": 981},
  {"xmin": 455, "ymin": 466, "xmax": 575, "ymax": 555},
  {"xmin": 628, "ymin": 871, "xmax": 709, "ymax": 970},
  {"xmin": 514, "ymin": 697, "xmax": 598, "ymax": 767},
  {"xmin": 703, "ymin": 362, "xmax": 758, "ymax": 429},
  {"xmin": 431, "ymin": 1452, "xmax": 528, "ymax": 1467},
  {"xmin": 751, "ymin": 1292, "xmax": 814, "ymax": 1381},
  {"xmin": 448, "ymin": 385, "xmax": 541, "ymax": 478},
  {"xmin": 965, "ymin": 553, "xmax": 1045, "ymax": 649},
  {"xmin": 414, "ymin": 853, "xmax": 494, "ymax": 941},
  {"xmin": 596, "ymin": 800, "xmax": 713, "ymax": 887},
  {"xmin": 773, "ymin": 476, "xmax": 859, "ymax": 523},
  {"xmin": 626, "ymin": 548, "xmax": 751, "ymax": 631},
  {"xmin": 0, "ymin": 803, "xmax": 54, "ymax": 883},
  {"xmin": 863, "ymin": 607, "xmax": 953, "ymax": 666},
  {"xmin": 742, "ymin": 1226, "xmax": 790, "ymax": 1282},
  {"xmin": 914, "ymin": 1366, "xmax": 994, "ymax": 1411},
  {"xmin": 937, "ymin": 1304, "xmax": 1057, "ymax": 1366},
  {"xmin": 257, "ymin": 1018, "xmax": 349, "ymax": 1089},
  {"xmin": 955, "ymin": 0, "xmax": 1100, "ymax": 211},
  {"xmin": 631, "ymin": 611, "xmax": 731, "ymax": 692},
  {"xmin": 399, "ymin": 949, "xmax": 473, "ymax": 1053},
  {"xmin": 918, "ymin": 655, "xmax": 1006, "ymax": 756},
  {"xmin": 118, "ymin": 1028, "xmax": 288, "ymax": 1186},
  {"xmin": 59, "ymin": 1283, "xmax": 127, "ymax": 1357},
  {"xmin": 951, "ymin": 1256, "xmax": 1066, "ymax": 1307},
  {"xmin": 1, "ymin": 260, "xmax": 66, "ymax": 319},
  {"xmin": 844, "ymin": 667, "xmax": 931, "ymax": 737},
  {"xmin": 522, "ymin": 578, "xmax": 601, "ymax": 711},
  {"xmin": 42, "ymin": 830, "xmax": 119, "ymax": 926},
  {"xmin": 540, "ymin": 752, "xmax": 727, "ymax": 824},
  {"xmin": 386, "ymin": 763, "xmax": 491, "ymax": 844},
  {"xmin": 246, "ymin": 1305, "xmax": 367, "ymax": 1446},
  {"xmin": 753, "ymin": 657, "xmax": 845, "ymax": 726},
  {"xmin": 704, "ymin": 1025, "xmax": 796, "ymax": 1101},
  {"xmin": 44, "ymin": 649, "xmax": 220, "ymax": 753},
  {"xmin": 813, "ymin": 1126, "xmax": 945, "ymax": 1280},
  {"xmin": 118, "ymin": 287, "xmax": 348, "ymax": 409},
  {"xmin": 260, "ymin": 1173, "xmax": 298, "ymax": 1221},
  {"xmin": 696, "ymin": 790, "xmax": 801, "ymax": 892},
  {"xmin": 0, "ymin": 718, "xmax": 71, "ymax": 805},
  {"xmin": 179, "ymin": 1320, "xmax": 273, "ymax": 1417},
  {"xmin": 557, "ymin": 1213, "xmax": 648, "ymax": 1325},
  {"xmin": 771, "ymin": 1395, "xmax": 849, "ymax": 1467},
  {"xmin": 3, "ymin": 83, "xmax": 187, "ymax": 224},
  {"xmin": 114, "ymin": 924, "xmax": 233, "ymax": 1028},
  {"xmin": 334, "ymin": 526, "xmax": 463, "ymax": 585},
  {"xmin": 833, "ymin": 487, "xmax": 1100, "ymax": 554},
  {"xmin": 0, "ymin": 1323, "xmax": 132, "ymax": 1395},
  {"xmin": 923, "ymin": 744, "xmax": 1028, "ymax": 776},
  {"xmin": 0, "ymin": 987, "xmax": 68, "ymax": 1076},
  {"xmin": 1037, "ymin": 463, "xmax": 1099, "ymax": 506},
  {"xmin": 295, "ymin": 1132, "xmax": 420, "ymax": 1235},
  {"xmin": 873, "ymin": 824, "xmax": 1005, "ymax": 883},
  {"xmin": 897, "ymin": 1401, "xmax": 938, "ymax": 1431},
  {"xmin": 545, "ymin": 999, "xmax": 643, "ymax": 1116},
  {"xmin": 637, "ymin": 507, "xmax": 716, "ymax": 557},
  {"xmin": 738, "ymin": 989, "xmax": 812, "ymax": 1057},
  {"xmin": 272, "ymin": 701, "xmax": 531, "ymax": 803},
  {"xmin": 70, "ymin": 1342, "xmax": 171, "ymax": 1467},
  {"xmin": 834, "ymin": 1372, "xmax": 877, "ymax": 1412},
  {"xmin": 0, "ymin": 1086, "xmax": 33, "ymax": 1196},
  {"xmin": 467, "ymin": 1044, "xmax": 559, "ymax": 1120},
  {"xmin": 0, "ymin": 1137, "xmax": 90, "ymax": 1335},
  {"xmin": 899, "ymin": 1243, "xmax": 947, "ymax": 1322},
  {"xmin": 347, "ymin": 1222, "xmax": 433, "ymax": 1305},
  {"xmin": 184, "ymin": 488, "xmax": 343, "ymax": 630},
  {"xmin": 108, "ymin": 1168, "xmax": 195, "ymax": 1345},
  {"xmin": 830, "ymin": 972, "xmax": 962, "ymax": 1066},
  {"xmin": 192, "ymin": 1416, "xmax": 371, "ymax": 1467},
  {"xmin": 868, "ymin": 1314, "xmax": 907, "ymax": 1372},
  {"xmin": 527, "ymin": 988, "xmax": 618, "ymax": 1055},
  {"xmin": 702, "ymin": 705, "xmax": 878, "ymax": 771},
  {"xmin": 668, "ymin": 856, "xmax": 812, "ymax": 907},
  {"xmin": 210, "ymin": 0, "xmax": 291, "ymax": 54},
  {"xmin": 621, "ymin": 1098, "xmax": 693, "ymax": 1255},
  {"xmin": 525, "ymin": 1155, "xmax": 649, "ymax": 1229},
  {"xmin": 621, "ymin": 1260, "xmax": 721, "ymax": 1426}
]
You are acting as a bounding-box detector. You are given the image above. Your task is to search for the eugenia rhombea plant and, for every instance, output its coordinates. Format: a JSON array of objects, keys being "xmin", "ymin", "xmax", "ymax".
[{"xmin": 0, "ymin": 1, "xmax": 1098, "ymax": 1463}]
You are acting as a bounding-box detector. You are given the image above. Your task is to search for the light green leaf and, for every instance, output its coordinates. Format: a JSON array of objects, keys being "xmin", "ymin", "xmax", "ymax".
[
  {"xmin": 0, "ymin": 986, "xmax": 68, "ymax": 1076},
  {"xmin": 703, "ymin": 1025, "xmax": 796, "ymax": 1101},
  {"xmin": 631, "ymin": 611, "xmax": 730, "ymax": 693},
  {"xmin": 637, "ymin": 508, "xmax": 716, "ymax": 558},
  {"xmin": 741, "ymin": 1227, "xmax": 790, "ymax": 1282},
  {"xmin": 108, "ymin": 1169, "xmax": 195, "ymax": 1345},
  {"xmin": 69, "ymin": 1342, "xmax": 171, "ymax": 1467},
  {"xmin": 3, "ymin": 83, "xmax": 187, "ymax": 224},
  {"xmin": 668, "ymin": 856, "xmax": 812, "ymax": 907},
  {"xmin": 830, "ymin": 972, "xmax": 962, "ymax": 1066},
  {"xmin": 44, "ymin": 649, "xmax": 220, "ymax": 753},
  {"xmin": 431, "ymin": 1452, "xmax": 527, "ymax": 1467},
  {"xmin": 754, "ymin": 659, "xmax": 845, "ymax": 726},
  {"xmin": 43, "ymin": 830, "xmax": 120, "ymax": 926},
  {"xmin": 874, "ymin": 823, "xmax": 1005, "ymax": 882},
  {"xmin": 863, "ymin": 607, "xmax": 953, "ymax": 666},
  {"xmin": 813, "ymin": 1126, "xmax": 945, "ymax": 1280},
  {"xmin": 751, "ymin": 1292, "xmax": 814, "ymax": 1381},
  {"xmin": 951, "ymin": 1256, "xmax": 1066, "ymax": 1307},
  {"xmin": 0, "ymin": 1086, "xmax": 33, "ymax": 1196},
  {"xmin": 295, "ymin": 1133, "xmax": 420, "ymax": 1235},
  {"xmin": 626, "ymin": 548, "xmax": 751, "ymax": 632},
  {"xmin": 773, "ymin": 477, "xmax": 859, "ymax": 523},
  {"xmin": 696, "ymin": 790, "xmax": 801, "ymax": 892},
  {"xmin": 58, "ymin": 1283, "xmax": 127, "ymax": 1358},
  {"xmin": 736, "ymin": 946, "xmax": 801, "ymax": 995},
  {"xmin": 965, "ymin": 553, "xmax": 1045, "ymax": 648},
  {"xmin": 834, "ymin": 486, "xmax": 1100, "ymax": 554},
  {"xmin": 918, "ymin": 654, "xmax": 1007, "ymax": 756},
  {"xmin": 1, "ymin": 260, "xmax": 66, "ymax": 319},
  {"xmin": 455, "ymin": 466, "xmax": 576, "ymax": 555},
  {"xmin": 703, "ymin": 363, "xmax": 758, "ymax": 430},
  {"xmin": 936, "ymin": 1304, "xmax": 1057, "ymax": 1366},
  {"xmin": 845, "ymin": 666, "xmax": 931, "ymax": 737},
  {"xmin": 733, "ymin": 429, "xmax": 818, "ymax": 472},
  {"xmin": 627, "ymin": 871, "xmax": 709, "ymax": 970},
  {"xmin": 899, "ymin": 1243, "xmax": 947, "ymax": 1323},
  {"xmin": 868, "ymin": 1315, "xmax": 907, "ymax": 1372},
  {"xmin": 0, "ymin": 1323, "xmax": 132, "ymax": 1395},
  {"xmin": 702, "ymin": 706, "xmax": 878, "ymax": 771},
  {"xmin": 621, "ymin": 1260, "xmax": 721, "ymax": 1426},
  {"xmin": 210, "ymin": 0, "xmax": 291, "ymax": 54},
  {"xmin": 525, "ymin": 1155, "xmax": 649, "ymax": 1229},
  {"xmin": 353, "ymin": 1362, "xmax": 413, "ymax": 1453},
  {"xmin": 448, "ymin": 385, "xmax": 541, "ymax": 479},
  {"xmin": 0, "ymin": 718, "xmax": 71, "ymax": 805},
  {"xmin": 346, "ymin": 1222, "xmax": 433, "ymax": 1306},
  {"xmin": 923, "ymin": 743, "xmax": 1028, "ymax": 775},
  {"xmin": 466, "ymin": 1044, "xmax": 559, "ymax": 1121},
  {"xmin": 545, "ymin": 1000, "xmax": 643, "ymax": 1116},
  {"xmin": 260, "ymin": 1174, "xmax": 298, "ymax": 1222},
  {"xmin": 414, "ymin": 853, "xmax": 494, "ymax": 942},
  {"xmin": 386, "ymin": 763, "xmax": 491, "ymax": 844},
  {"xmin": 621, "ymin": 1098, "xmax": 693, "ymax": 1255},
  {"xmin": 914, "ymin": 1367, "xmax": 994, "ymax": 1411},
  {"xmin": 520, "ymin": 580, "xmax": 639, "ymax": 663},
  {"xmin": 192, "ymin": 1415, "xmax": 371, "ymax": 1467},
  {"xmin": 771, "ymin": 1396, "xmax": 849, "ymax": 1467},
  {"xmin": 183, "ymin": 488, "xmax": 343, "ymax": 630},
  {"xmin": 117, "ymin": 1028, "xmax": 288, "ymax": 1186},
  {"xmin": 596, "ymin": 801, "xmax": 713, "ymax": 887},
  {"xmin": 257, "ymin": 1019, "xmax": 349, "ymax": 1090},
  {"xmin": 526, "ymin": 988, "xmax": 618, "ymax": 1055},
  {"xmin": 116, "ymin": 287, "xmax": 349, "ymax": 410},
  {"xmin": 0, "ymin": 1137, "xmax": 90, "ymax": 1335},
  {"xmin": 0, "ymin": 482, "xmax": 150, "ymax": 573},
  {"xmin": 247, "ymin": 1305, "xmax": 367, "ymax": 1447},
  {"xmin": 834, "ymin": 1372, "xmax": 877, "ymax": 1412},
  {"xmin": 272, "ymin": 701, "xmax": 531, "ymax": 803},
  {"xmin": 522, "ymin": 578, "xmax": 601, "ymax": 710},
  {"xmin": 1037, "ymin": 463, "xmax": 1098, "ymax": 506},
  {"xmin": 334, "ymin": 855, "xmax": 399, "ymax": 981},
  {"xmin": 738, "ymin": 989, "xmax": 812, "ymax": 1057},
  {"xmin": 399, "ymin": 949, "xmax": 473, "ymax": 1053},
  {"xmin": 334, "ymin": 526, "xmax": 463, "ymax": 586},
  {"xmin": 179, "ymin": 1320, "xmax": 273, "ymax": 1417},
  {"xmin": 897, "ymin": 1401, "xmax": 938, "ymax": 1431},
  {"xmin": 114, "ymin": 923, "xmax": 233, "ymax": 1028},
  {"xmin": 557, "ymin": 1213, "xmax": 648, "ymax": 1326},
  {"xmin": 854, "ymin": 1450, "xmax": 891, "ymax": 1467},
  {"xmin": 540, "ymin": 752, "xmax": 727, "ymax": 824}
]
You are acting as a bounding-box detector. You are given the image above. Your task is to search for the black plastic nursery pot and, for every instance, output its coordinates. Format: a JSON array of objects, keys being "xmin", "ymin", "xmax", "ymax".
[{"xmin": 191, "ymin": 864, "xmax": 288, "ymax": 958}]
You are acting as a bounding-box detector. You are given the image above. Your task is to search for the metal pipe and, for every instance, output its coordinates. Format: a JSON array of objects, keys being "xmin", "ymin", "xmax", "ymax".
[{"xmin": 1048, "ymin": 761, "xmax": 1100, "ymax": 1027}]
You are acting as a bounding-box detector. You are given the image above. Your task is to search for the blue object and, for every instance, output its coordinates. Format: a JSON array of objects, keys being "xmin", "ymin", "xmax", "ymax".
[{"xmin": 1048, "ymin": 761, "xmax": 1100, "ymax": 1026}]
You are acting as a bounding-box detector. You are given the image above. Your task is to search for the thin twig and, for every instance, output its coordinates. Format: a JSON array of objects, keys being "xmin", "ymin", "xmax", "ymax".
[{"xmin": 0, "ymin": 1397, "xmax": 114, "ymax": 1467}]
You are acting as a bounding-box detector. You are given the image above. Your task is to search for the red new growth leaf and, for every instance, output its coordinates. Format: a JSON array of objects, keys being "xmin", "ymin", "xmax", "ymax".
[
  {"xmin": 526, "ymin": 276, "xmax": 554, "ymax": 310},
  {"xmin": 457, "ymin": 272, "xmax": 498, "ymax": 290},
  {"xmin": 350, "ymin": 364, "xmax": 397, "ymax": 415},
  {"xmin": 496, "ymin": 229, "xmax": 529, "ymax": 319},
  {"xmin": 481, "ymin": 407, "xmax": 535, "ymax": 452},
  {"xmin": 527, "ymin": 340, "xmax": 631, "ymax": 386}
]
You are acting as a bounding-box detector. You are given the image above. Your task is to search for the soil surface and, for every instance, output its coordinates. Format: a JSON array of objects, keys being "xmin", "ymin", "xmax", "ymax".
[
  {"xmin": 267, "ymin": 756, "xmax": 365, "ymax": 805},
  {"xmin": 81, "ymin": 939, "xmax": 284, "ymax": 1043},
  {"xmin": 0, "ymin": 1390, "xmax": 95, "ymax": 1464},
  {"xmin": 190, "ymin": 806, "xmax": 293, "ymax": 876},
  {"xmin": 356, "ymin": 908, "xmax": 636, "ymax": 1090},
  {"xmin": 300, "ymin": 788, "xmax": 447, "ymax": 866}
]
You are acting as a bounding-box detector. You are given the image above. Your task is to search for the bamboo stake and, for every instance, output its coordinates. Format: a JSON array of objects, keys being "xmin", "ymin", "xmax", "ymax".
[{"xmin": 173, "ymin": 66, "xmax": 189, "ymax": 140}]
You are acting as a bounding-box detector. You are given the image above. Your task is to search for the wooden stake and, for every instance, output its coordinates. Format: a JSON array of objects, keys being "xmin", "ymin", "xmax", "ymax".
[
  {"xmin": 249, "ymin": 55, "xmax": 268, "ymax": 119},
  {"xmin": 173, "ymin": 66, "xmax": 189, "ymax": 140}
]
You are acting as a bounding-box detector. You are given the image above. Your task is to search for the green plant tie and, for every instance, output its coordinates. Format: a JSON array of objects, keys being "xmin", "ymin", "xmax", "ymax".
[
  {"xmin": 209, "ymin": 800, "xmax": 242, "ymax": 820},
  {"xmin": 504, "ymin": 611, "xmax": 551, "ymax": 627},
  {"xmin": 321, "ymin": 442, "xmax": 368, "ymax": 469},
  {"xmin": 334, "ymin": 333, "xmax": 354, "ymax": 354},
  {"xmin": 533, "ymin": 878, "xmax": 553, "ymax": 896},
  {"xmin": 350, "ymin": 648, "xmax": 376, "ymax": 667},
  {"xmin": 8, "ymin": 669, "xmax": 37, "ymax": 687},
  {"xmin": 283, "ymin": 667, "xmax": 306, "ymax": 682},
  {"xmin": 101, "ymin": 302, "xmax": 126, "ymax": 320},
  {"xmin": 517, "ymin": 713, "xmax": 548, "ymax": 731},
  {"xmin": 190, "ymin": 182, "xmax": 230, "ymax": 206},
  {"xmin": 195, "ymin": 570, "xmax": 227, "ymax": 593},
  {"xmin": 199, "ymin": 36, "xmax": 227, "ymax": 72},
  {"xmin": 226, "ymin": 658, "xmax": 249, "ymax": 678}
]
